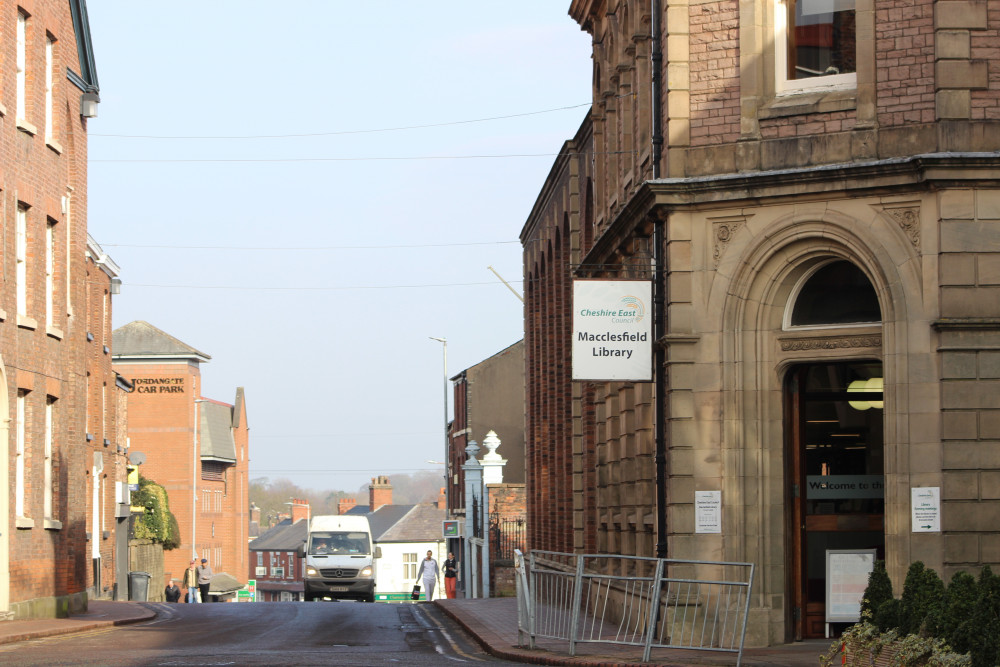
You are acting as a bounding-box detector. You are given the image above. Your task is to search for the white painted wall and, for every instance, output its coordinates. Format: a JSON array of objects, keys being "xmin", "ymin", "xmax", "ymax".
[{"xmin": 374, "ymin": 540, "xmax": 446, "ymax": 600}]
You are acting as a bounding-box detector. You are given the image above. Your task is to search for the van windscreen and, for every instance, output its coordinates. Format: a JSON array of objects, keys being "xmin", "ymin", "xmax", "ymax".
[{"xmin": 309, "ymin": 531, "xmax": 371, "ymax": 555}]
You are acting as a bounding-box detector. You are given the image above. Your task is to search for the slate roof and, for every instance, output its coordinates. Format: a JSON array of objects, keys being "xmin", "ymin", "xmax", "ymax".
[
  {"xmin": 248, "ymin": 518, "xmax": 308, "ymax": 552},
  {"xmin": 208, "ymin": 572, "xmax": 243, "ymax": 594},
  {"xmin": 112, "ymin": 321, "xmax": 211, "ymax": 361},
  {"xmin": 342, "ymin": 505, "xmax": 370, "ymax": 517},
  {"xmin": 367, "ymin": 504, "xmax": 416, "ymax": 541},
  {"xmin": 377, "ymin": 504, "xmax": 446, "ymax": 543},
  {"xmin": 201, "ymin": 400, "xmax": 236, "ymax": 462}
]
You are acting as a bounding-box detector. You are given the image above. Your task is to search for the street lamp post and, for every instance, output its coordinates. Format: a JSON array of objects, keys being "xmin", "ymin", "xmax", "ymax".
[
  {"xmin": 192, "ymin": 399, "xmax": 208, "ymax": 561},
  {"xmin": 428, "ymin": 337, "xmax": 449, "ymax": 513}
]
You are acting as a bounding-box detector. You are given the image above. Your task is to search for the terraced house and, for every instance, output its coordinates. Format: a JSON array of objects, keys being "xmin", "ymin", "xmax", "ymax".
[
  {"xmin": 523, "ymin": 0, "xmax": 1000, "ymax": 645},
  {"xmin": 0, "ymin": 0, "xmax": 101, "ymax": 619}
]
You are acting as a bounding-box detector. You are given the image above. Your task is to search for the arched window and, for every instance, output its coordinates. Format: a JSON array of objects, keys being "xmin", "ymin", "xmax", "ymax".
[{"xmin": 789, "ymin": 260, "xmax": 880, "ymax": 327}]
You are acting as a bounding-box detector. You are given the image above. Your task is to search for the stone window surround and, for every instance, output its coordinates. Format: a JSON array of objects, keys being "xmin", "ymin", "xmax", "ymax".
[{"xmin": 738, "ymin": 0, "xmax": 876, "ymax": 132}]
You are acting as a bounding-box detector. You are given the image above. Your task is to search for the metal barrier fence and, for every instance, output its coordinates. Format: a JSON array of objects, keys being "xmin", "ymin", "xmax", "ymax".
[{"xmin": 514, "ymin": 549, "xmax": 754, "ymax": 665}]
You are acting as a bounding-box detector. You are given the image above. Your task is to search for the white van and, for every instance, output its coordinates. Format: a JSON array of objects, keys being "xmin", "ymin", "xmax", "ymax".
[{"xmin": 299, "ymin": 515, "xmax": 380, "ymax": 602}]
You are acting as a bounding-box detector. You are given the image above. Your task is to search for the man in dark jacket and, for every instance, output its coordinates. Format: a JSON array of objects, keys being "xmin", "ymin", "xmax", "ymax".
[{"xmin": 164, "ymin": 579, "xmax": 181, "ymax": 602}]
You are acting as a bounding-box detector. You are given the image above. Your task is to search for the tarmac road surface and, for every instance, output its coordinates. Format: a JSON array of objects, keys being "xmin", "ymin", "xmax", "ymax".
[{"xmin": 0, "ymin": 601, "xmax": 527, "ymax": 667}]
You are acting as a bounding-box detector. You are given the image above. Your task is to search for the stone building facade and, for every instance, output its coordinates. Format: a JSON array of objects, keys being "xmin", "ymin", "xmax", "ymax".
[
  {"xmin": 0, "ymin": 0, "xmax": 100, "ymax": 619},
  {"xmin": 524, "ymin": 0, "xmax": 1000, "ymax": 646}
]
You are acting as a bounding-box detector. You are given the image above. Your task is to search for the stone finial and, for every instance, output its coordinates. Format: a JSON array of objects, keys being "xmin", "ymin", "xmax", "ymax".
[{"xmin": 479, "ymin": 430, "xmax": 507, "ymax": 485}]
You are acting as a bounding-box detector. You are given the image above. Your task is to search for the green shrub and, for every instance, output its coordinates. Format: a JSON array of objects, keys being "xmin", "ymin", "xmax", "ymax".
[
  {"xmin": 931, "ymin": 571, "xmax": 978, "ymax": 654},
  {"xmin": 966, "ymin": 566, "xmax": 1000, "ymax": 667},
  {"xmin": 862, "ymin": 560, "xmax": 894, "ymax": 618},
  {"xmin": 899, "ymin": 561, "xmax": 945, "ymax": 636},
  {"xmin": 133, "ymin": 475, "xmax": 181, "ymax": 550}
]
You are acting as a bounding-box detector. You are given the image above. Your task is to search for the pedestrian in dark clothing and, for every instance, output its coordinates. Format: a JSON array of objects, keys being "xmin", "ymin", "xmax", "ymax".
[
  {"xmin": 164, "ymin": 579, "xmax": 181, "ymax": 602},
  {"xmin": 444, "ymin": 553, "xmax": 459, "ymax": 599},
  {"xmin": 196, "ymin": 558, "xmax": 214, "ymax": 603}
]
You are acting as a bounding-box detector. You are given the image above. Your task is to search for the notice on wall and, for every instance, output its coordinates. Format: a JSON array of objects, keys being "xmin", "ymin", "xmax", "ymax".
[
  {"xmin": 911, "ymin": 487, "xmax": 941, "ymax": 533},
  {"xmin": 572, "ymin": 280, "xmax": 652, "ymax": 381},
  {"xmin": 695, "ymin": 491, "xmax": 722, "ymax": 534},
  {"xmin": 826, "ymin": 549, "xmax": 877, "ymax": 623}
]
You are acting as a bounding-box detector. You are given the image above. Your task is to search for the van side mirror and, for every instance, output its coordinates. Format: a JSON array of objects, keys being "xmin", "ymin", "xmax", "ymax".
[
  {"xmin": 297, "ymin": 543, "xmax": 305, "ymax": 558},
  {"xmin": 374, "ymin": 546, "xmax": 382, "ymax": 559}
]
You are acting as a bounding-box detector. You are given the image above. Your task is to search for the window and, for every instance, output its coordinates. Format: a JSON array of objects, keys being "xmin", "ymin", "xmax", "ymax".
[
  {"xmin": 403, "ymin": 553, "xmax": 418, "ymax": 580},
  {"xmin": 287, "ymin": 553, "xmax": 295, "ymax": 579},
  {"xmin": 45, "ymin": 220, "xmax": 55, "ymax": 329},
  {"xmin": 44, "ymin": 36, "xmax": 54, "ymax": 142},
  {"xmin": 257, "ymin": 551, "xmax": 263, "ymax": 566},
  {"xmin": 272, "ymin": 566, "xmax": 284, "ymax": 579},
  {"xmin": 775, "ymin": 0, "xmax": 856, "ymax": 93},
  {"xmin": 788, "ymin": 260, "xmax": 880, "ymax": 328},
  {"xmin": 15, "ymin": 391, "xmax": 27, "ymax": 519},
  {"xmin": 44, "ymin": 397, "xmax": 54, "ymax": 520},
  {"xmin": 16, "ymin": 12, "xmax": 27, "ymax": 122},
  {"xmin": 16, "ymin": 205, "xmax": 28, "ymax": 316},
  {"xmin": 255, "ymin": 565, "xmax": 266, "ymax": 577}
]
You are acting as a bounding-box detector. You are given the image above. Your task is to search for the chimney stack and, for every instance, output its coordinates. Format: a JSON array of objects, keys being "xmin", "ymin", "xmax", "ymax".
[
  {"xmin": 250, "ymin": 502, "xmax": 261, "ymax": 526},
  {"xmin": 337, "ymin": 497, "xmax": 357, "ymax": 515},
  {"xmin": 437, "ymin": 487, "xmax": 447, "ymax": 510},
  {"xmin": 289, "ymin": 498, "xmax": 310, "ymax": 524},
  {"xmin": 369, "ymin": 475, "xmax": 392, "ymax": 511}
]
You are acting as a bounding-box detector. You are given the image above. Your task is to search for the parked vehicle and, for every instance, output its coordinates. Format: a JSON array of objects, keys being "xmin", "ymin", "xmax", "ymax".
[{"xmin": 299, "ymin": 515, "xmax": 380, "ymax": 602}]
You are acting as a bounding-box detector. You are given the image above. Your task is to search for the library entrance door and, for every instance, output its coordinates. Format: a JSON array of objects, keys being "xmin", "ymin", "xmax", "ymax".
[{"xmin": 786, "ymin": 361, "xmax": 885, "ymax": 639}]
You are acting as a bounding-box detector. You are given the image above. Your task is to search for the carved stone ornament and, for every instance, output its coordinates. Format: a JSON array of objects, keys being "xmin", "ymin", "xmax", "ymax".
[
  {"xmin": 780, "ymin": 335, "xmax": 882, "ymax": 352},
  {"xmin": 712, "ymin": 218, "xmax": 746, "ymax": 267},
  {"xmin": 884, "ymin": 207, "xmax": 921, "ymax": 250}
]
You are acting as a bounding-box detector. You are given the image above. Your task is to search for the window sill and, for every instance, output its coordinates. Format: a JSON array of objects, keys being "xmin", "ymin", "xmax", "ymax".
[
  {"xmin": 760, "ymin": 88, "xmax": 856, "ymax": 119},
  {"xmin": 16, "ymin": 516, "xmax": 35, "ymax": 529},
  {"xmin": 46, "ymin": 139, "xmax": 63, "ymax": 155},
  {"xmin": 17, "ymin": 314, "xmax": 38, "ymax": 330},
  {"xmin": 44, "ymin": 518, "xmax": 63, "ymax": 530},
  {"xmin": 16, "ymin": 118, "xmax": 37, "ymax": 136},
  {"xmin": 46, "ymin": 326, "xmax": 64, "ymax": 340}
]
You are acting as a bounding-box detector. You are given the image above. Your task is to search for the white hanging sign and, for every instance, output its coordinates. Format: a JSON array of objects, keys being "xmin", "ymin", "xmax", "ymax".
[{"xmin": 572, "ymin": 280, "xmax": 652, "ymax": 381}]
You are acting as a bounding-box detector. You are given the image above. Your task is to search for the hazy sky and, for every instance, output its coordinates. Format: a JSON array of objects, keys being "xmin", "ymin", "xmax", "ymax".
[{"xmin": 85, "ymin": 3, "xmax": 592, "ymax": 492}]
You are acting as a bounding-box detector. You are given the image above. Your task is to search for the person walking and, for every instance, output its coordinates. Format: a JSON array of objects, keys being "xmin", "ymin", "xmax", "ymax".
[
  {"xmin": 443, "ymin": 552, "xmax": 459, "ymax": 599},
  {"xmin": 183, "ymin": 559, "xmax": 200, "ymax": 603},
  {"xmin": 164, "ymin": 579, "xmax": 181, "ymax": 603},
  {"xmin": 196, "ymin": 558, "xmax": 214, "ymax": 603},
  {"xmin": 415, "ymin": 550, "xmax": 440, "ymax": 601}
]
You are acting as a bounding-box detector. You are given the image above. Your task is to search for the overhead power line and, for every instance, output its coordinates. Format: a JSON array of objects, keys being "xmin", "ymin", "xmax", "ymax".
[
  {"xmin": 89, "ymin": 151, "xmax": 612, "ymax": 164},
  {"xmin": 122, "ymin": 279, "xmax": 525, "ymax": 291},
  {"xmin": 89, "ymin": 102, "xmax": 592, "ymax": 140},
  {"xmin": 103, "ymin": 240, "xmax": 519, "ymax": 251}
]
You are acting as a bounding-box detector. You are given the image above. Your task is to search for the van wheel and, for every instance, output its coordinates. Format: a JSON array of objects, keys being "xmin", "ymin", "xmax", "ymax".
[
  {"xmin": 303, "ymin": 593, "xmax": 314, "ymax": 602},
  {"xmin": 364, "ymin": 593, "xmax": 375, "ymax": 603}
]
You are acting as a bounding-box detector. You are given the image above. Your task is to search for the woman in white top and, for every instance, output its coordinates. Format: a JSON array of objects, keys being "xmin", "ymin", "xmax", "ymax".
[{"xmin": 414, "ymin": 550, "xmax": 440, "ymax": 601}]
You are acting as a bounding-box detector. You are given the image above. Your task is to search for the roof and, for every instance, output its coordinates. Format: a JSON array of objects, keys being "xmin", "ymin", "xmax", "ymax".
[
  {"xmin": 342, "ymin": 505, "xmax": 370, "ymax": 516},
  {"xmin": 112, "ymin": 321, "xmax": 211, "ymax": 362},
  {"xmin": 248, "ymin": 518, "xmax": 308, "ymax": 551},
  {"xmin": 68, "ymin": 0, "xmax": 99, "ymax": 95},
  {"xmin": 201, "ymin": 400, "xmax": 236, "ymax": 462},
  {"xmin": 377, "ymin": 504, "xmax": 446, "ymax": 543},
  {"xmin": 208, "ymin": 572, "xmax": 243, "ymax": 595},
  {"xmin": 367, "ymin": 504, "xmax": 416, "ymax": 541}
]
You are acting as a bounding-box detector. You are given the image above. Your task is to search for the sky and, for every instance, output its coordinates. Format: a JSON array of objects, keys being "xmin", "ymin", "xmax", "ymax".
[{"xmin": 85, "ymin": 3, "xmax": 593, "ymax": 494}]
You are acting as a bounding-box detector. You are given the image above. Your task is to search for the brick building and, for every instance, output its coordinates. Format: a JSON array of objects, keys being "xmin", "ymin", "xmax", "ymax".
[
  {"xmin": 112, "ymin": 321, "xmax": 249, "ymax": 594},
  {"xmin": 524, "ymin": 0, "xmax": 1000, "ymax": 646},
  {"xmin": 248, "ymin": 498, "xmax": 308, "ymax": 602},
  {"xmin": 446, "ymin": 340, "xmax": 525, "ymax": 515},
  {"xmin": 0, "ymin": 0, "xmax": 101, "ymax": 619},
  {"xmin": 83, "ymin": 235, "xmax": 131, "ymax": 601}
]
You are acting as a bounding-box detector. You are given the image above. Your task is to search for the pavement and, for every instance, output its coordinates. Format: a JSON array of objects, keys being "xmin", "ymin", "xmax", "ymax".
[
  {"xmin": 0, "ymin": 597, "xmax": 836, "ymax": 666},
  {"xmin": 433, "ymin": 597, "xmax": 837, "ymax": 667}
]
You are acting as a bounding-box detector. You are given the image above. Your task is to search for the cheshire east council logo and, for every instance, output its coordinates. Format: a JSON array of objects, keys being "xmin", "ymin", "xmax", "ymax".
[{"xmin": 619, "ymin": 295, "xmax": 645, "ymax": 323}]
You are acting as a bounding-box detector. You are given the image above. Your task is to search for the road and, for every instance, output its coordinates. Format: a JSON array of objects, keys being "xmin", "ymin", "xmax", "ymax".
[{"xmin": 0, "ymin": 601, "xmax": 527, "ymax": 666}]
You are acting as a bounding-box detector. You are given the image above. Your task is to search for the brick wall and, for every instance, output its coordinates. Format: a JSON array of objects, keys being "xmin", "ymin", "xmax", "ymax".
[{"xmin": 2, "ymin": 0, "xmax": 93, "ymax": 619}]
